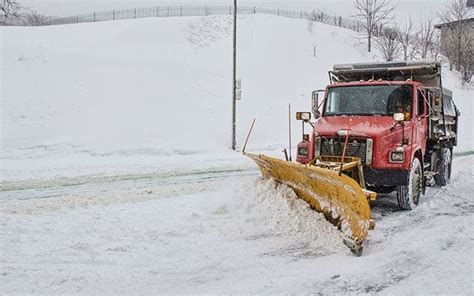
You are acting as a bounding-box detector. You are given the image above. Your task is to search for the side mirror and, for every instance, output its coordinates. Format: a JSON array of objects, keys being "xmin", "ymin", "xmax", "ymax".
[
  {"xmin": 312, "ymin": 91, "xmax": 321, "ymax": 119},
  {"xmin": 296, "ymin": 112, "xmax": 311, "ymax": 121},
  {"xmin": 393, "ymin": 113, "xmax": 405, "ymax": 122}
]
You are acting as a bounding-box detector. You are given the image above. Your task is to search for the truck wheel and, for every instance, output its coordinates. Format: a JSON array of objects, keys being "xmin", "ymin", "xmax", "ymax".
[
  {"xmin": 396, "ymin": 158, "xmax": 423, "ymax": 210},
  {"xmin": 435, "ymin": 148, "xmax": 451, "ymax": 186}
]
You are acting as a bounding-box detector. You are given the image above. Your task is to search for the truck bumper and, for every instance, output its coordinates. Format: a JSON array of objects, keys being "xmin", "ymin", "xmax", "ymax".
[{"xmin": 363, "ymin": 168, "xmax": 409, "ymax": 186}]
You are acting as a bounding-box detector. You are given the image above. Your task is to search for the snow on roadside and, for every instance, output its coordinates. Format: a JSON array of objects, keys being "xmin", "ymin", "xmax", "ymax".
[
  {"xmin": 0, "ymin": 175, "xmax": 347, "ymax": 294},
  {"xmin": 235, "ymin": 177, "xmax": 347, "ymax": 256}
]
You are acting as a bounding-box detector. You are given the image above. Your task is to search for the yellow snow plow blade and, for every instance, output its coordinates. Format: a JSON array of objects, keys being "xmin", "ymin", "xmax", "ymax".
[{"xmin": 245, "ymin": 152, "xmax": 376, "ymax": 256}]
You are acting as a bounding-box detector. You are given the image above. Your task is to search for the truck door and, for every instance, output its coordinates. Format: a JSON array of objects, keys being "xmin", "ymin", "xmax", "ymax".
[{"xmin": 415, "ymin": 88, "xmax": 428, "ymax": 153}]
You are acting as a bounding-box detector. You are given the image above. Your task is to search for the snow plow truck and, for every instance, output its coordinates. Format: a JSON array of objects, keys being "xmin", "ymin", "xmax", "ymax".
[{"xmin": 245, "ymin": 60, "xmax": 459, "ymax": 255}]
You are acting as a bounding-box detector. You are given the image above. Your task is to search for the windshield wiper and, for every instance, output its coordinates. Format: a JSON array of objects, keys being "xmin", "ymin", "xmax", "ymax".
[{"xmin": 328, "ymin": 113, "xmax": 388, "ymax": 116}]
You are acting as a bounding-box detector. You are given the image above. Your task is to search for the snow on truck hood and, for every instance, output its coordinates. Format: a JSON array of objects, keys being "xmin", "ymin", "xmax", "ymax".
[{"xmin": 315, "ymin": 116, "xmax": 396, "ymax": 138}]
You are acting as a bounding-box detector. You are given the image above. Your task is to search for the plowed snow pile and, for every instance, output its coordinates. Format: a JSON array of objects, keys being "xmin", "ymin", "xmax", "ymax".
[{"xmin": 235, "ymin": 178, "xmax": 347, "ymax": 256}]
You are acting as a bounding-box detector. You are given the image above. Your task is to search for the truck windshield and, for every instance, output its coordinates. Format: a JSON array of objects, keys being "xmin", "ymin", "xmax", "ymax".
[{"xmin": 324, "ymin": 85, "xmax": 413, "ymax": 116}]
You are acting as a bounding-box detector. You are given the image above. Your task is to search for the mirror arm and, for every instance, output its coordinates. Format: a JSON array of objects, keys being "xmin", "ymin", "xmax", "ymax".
[
  {"xmin": 390, "ymin": 121, "xmax": 403, "ymax": 132},
  {"xmin": 390, "ymin": 122, "xmax": 398, "ymax": 132}
]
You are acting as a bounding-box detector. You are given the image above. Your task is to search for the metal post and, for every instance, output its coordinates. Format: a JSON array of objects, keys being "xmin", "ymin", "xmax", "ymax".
[
  {"xmin": 231, "ymin": 0, "xmax": 237, "ymax": 150},
  {"xmin": 242, "ymin": 119, "xmax": 256, "ymax": 153},
  {"xmin": 113, "ymin": 10, "xmax": 115, "ymax": 20},
  {"xmin": 288, "ymin": 104, "xmax": 292, "ymax": 161},
  {"xmin": 134, "ymin": 8, "xmax": 136, "ymax": 19},
  {"xmin": 93, "ymin": 12, "xmax": 96, "ymax": 22}
]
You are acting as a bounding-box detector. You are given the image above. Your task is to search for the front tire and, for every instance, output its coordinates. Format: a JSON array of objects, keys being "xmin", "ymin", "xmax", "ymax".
[
  {"xmin": 435, "ymin": 148, "xmax": 452, "ymax": 186},
  {"xmin": 397, "ymin": 158, "xmax": 423, "ymax": 210}
]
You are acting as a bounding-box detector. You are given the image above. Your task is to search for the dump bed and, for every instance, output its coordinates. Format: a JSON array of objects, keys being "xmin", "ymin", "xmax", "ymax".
[{"xmin": 330, "ymin": 60, "xmax": 442, "ymax": 87}]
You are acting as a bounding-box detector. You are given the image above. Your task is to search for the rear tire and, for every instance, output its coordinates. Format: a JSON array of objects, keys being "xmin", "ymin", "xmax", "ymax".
[
  {"xmin": 397, "ymin": 158, "xmax": 423, "ymax": 210},
  {"xmin": 435, "ymin": 148, "xmax": 451, "ymax": 186}
]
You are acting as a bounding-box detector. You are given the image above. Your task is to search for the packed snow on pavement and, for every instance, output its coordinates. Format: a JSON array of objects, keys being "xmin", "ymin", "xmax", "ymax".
[
  {"xmin": 1, "ymin": 157, "xmax": 473, "ymax": 294},
  {"xmin": 1, "ymin": 14, "xmax": 473, "ymax": 294}
]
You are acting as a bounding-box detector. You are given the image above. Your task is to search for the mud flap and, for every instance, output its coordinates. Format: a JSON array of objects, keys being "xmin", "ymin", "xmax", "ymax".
[{"xmin": 245, "ymin": 152, "xmax": 373, "ymax": 254}]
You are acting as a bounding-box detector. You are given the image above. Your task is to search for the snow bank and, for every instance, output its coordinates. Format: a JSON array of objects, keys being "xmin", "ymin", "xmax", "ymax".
[{"xmin": 236, "ymin": 177, "xmax": 347, "ymax": 256}]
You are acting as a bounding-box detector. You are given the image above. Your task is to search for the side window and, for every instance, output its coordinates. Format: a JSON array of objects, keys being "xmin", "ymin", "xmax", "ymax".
[{"xmin": 417, "ymin": 89, "xmax": 426, "ymax": 117}]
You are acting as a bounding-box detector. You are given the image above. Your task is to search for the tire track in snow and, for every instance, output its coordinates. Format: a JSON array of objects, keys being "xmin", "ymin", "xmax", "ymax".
[{"xmin": 0, "ymin": 167, "xmax": 259, "ymax": 201}]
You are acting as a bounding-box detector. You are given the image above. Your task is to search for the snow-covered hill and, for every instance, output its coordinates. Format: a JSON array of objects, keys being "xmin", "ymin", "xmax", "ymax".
[{"xmin": 2, "ymin": 14, "xmax": 472, "ymax": 181}]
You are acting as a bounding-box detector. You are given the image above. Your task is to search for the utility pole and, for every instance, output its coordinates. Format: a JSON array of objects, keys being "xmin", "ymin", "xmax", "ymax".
[{"xmin": 231, "ymin": 0, "xmax": 237, "ymax": 150}]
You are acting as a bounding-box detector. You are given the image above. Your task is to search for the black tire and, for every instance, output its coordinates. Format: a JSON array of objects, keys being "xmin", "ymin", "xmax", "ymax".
[
  {"xmin": 435, "ymin": 148, "xmax": 452, "ymax": 186},
  {"xmin": 396, "ymin": 158, "xmax": 423, "ymax": 210}
]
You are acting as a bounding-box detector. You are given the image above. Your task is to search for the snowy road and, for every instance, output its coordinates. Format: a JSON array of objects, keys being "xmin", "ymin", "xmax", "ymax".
[{"xmin": 1, "ymin": 155, "xmax": 473, "ymax": 294}]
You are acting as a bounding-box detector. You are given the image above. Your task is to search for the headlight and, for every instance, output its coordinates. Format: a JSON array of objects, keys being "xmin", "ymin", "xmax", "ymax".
[
  {"xmin": 298, "ymin": 147, "xmax": 308, "ymax": 156},
  {"xmin": 366, "ymin": 139, "xmax": 373, "ymax": 165},
  {"xmin": 389, "ymin": 151, "xmax": 405, "ymax": 163}
]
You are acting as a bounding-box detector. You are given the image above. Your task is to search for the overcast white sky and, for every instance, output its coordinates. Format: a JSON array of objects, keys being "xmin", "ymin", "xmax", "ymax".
[{"xmin": 23, "ymin": 0, "xmax": 448, "ymax": 20}]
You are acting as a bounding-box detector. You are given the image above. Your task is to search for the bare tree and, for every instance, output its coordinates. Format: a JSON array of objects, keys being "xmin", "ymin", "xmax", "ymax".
[
  {"xmin": 306, "ymin": 10, "xmax": 330, "ymax": 34},
  {"xmin": 24, "ymin": 10, "xmax": 50, "ymax": 26},
  {"xmin": 1, "ymin": 0, "xmax": 21, "ymax": 19},
  {"xmin": 438, "ymin": 0, "xmax": 473, "ymax": 83},
  {"xmin": 429, "ymin": 30, "xmax": 441, "ymax": 61},
  {"xmin": 416, "ymin": 16, "xmax": 436, "ymax": 59},
  {"xmin": 397, "ymin": 18, "xmax": 418, "ymax": 61},
  {"xmin": 376, "ymin": 27, "xmax": 401, "ymax": 61},
  {"xmin": 306, "ymin": 10, "xmax": 329, "ymax": 24},
  {"xmin": 354, "ymin": 0, "xmax": 394, "ymax": 52}
]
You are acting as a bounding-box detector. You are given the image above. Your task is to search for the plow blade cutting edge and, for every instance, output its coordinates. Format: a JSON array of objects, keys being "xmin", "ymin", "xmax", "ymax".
[{"xmin": 244, "ymin": 152, "xmax": 375, "ymax": 256}]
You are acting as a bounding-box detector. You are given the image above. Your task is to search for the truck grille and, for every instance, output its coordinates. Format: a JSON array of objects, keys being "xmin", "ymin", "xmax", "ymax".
[{"xmin": 320, "ymin": 137, "xmax": 369, "ymax": 164}]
